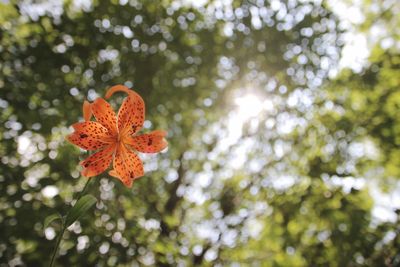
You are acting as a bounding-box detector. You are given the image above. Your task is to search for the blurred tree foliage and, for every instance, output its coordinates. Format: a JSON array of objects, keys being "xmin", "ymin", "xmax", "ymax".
[{"xmin": 0, "ymin": 0, "xmax": 399, "ymax": 266}]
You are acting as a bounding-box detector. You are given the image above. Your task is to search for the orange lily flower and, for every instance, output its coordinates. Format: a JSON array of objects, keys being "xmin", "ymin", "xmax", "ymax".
[{"xmin": 66, "ymin": 85, "xmax": 168, "ymax": 187}]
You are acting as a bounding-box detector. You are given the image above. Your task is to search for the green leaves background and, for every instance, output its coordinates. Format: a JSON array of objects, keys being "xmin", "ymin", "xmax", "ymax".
[{"xmin": 0, "ymin": 0, "xmax": 399, "ymax": 266}]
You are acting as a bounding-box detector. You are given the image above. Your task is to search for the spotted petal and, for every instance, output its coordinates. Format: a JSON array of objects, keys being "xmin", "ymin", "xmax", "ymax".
[
  {"xmin": 106, "ymin": 85, "xmax": 145, "ymax": 136},
  {"xmin": 80, "ymin": 144, "xmax": 116, "ymax": 177},
  {"xmin": 66, "ymin": 121, "xmax": 112, "ymax": 150},
  {"xmin": 125, "ymin": 130, "xmax": 168, "ymax": 153},
  {"xmin": 91, "ymin": 97, "xmax": 118, "ymax": 135},
  {"xmin": 113, "ymin": 144, "xmax": 144, "ymax": 187}
]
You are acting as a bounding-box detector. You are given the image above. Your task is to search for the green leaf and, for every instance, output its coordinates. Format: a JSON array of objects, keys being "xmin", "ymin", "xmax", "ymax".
[
  {"xmin": 43, "ymin": 213, "xmax": 62, "ymax": 229},
  {"xmin": 65, "ymin": 195, "xmax": 97, "ymax": 227}
]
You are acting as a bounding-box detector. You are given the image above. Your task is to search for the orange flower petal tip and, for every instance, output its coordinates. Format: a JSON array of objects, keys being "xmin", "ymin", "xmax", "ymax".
[
  {"xmin": 81, "ymin": 168, "xmax": 94, "ymax": 177},
  {"xmin": 153, "ymin": 130, "xmax": 168, "ymax": 137},
  {"xmin": 65, "ymin": 134, "xmax": 73, "ymax": 142},
  {"xmin": 108, "ymin": 170, "xmax": 119, "ymax": 178},
  {"xmin": 65, "ymin": 134, "xmax": 76, "ymax": 146},
  {"xmin": 124, "ymin": 180, "xmax": 133, "ymax": 188},
  {"xmin": 82, "ymin": 100, "xmax": 92, "ymax": 121},
  {"xmin": 105, "ymin": 84, "xmax": 131, "ymax": 99}
]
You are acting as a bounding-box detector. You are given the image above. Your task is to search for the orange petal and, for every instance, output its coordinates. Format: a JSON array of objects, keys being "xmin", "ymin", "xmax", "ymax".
[
  {"xmin": 108, "ymin": 169, "xmax": 120, "ymax": 178},
  {"xmin": 105, "ymin": 84, "xmax": 132, "ymax": 99},
  {"xmin": 80, "ymin": 144, "xmax": 116, "ymax": 177},
  {"xmin": 125, "ymin": 130, "xmax": 168, "ymax": 153},
  {"xmin": 66, "ymin": 121, "xmax": 112, "ymax": 150},
  {"xmin": 113, "ymin": 144, "xmax": 144, "ymax": 187},
  {"xmin": 118, "ymin": 94, "xmax": 145, "ymax": 136},
  {"xmin": 83, "ymin": 100, "xmax": 92, "ymax": 121},
  {"xmin": 91, "ymin": 98, "xmax": 118, "ymax": 134},
  {"xmin": 105, "ymin": 84, "xmax": 145, "ymax": 136}
]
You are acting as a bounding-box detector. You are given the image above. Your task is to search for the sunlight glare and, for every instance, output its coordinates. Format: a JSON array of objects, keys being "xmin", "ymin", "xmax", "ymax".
[
  {"xmin": 234, "ymin": 93, "xmax": 264, "ymax": 121},
  {"xmin": 216, "ymin": 91, "xmax": 268, "ymax": 156}
]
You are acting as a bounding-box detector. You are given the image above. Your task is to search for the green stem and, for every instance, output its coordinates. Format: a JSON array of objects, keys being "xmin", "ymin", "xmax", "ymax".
[
  {"xmin": 76, "ymin": 178, "xmax": 92, "ymax": 201},
  {"xmin": 49, "ymin": 178, "xmax": 92, "ymax": 267},
  {"xmin": 49, "ymin": 224, "xmax": 66, "ymax": 267}
]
